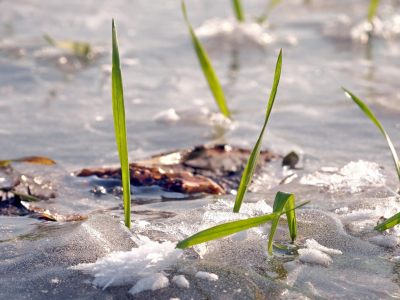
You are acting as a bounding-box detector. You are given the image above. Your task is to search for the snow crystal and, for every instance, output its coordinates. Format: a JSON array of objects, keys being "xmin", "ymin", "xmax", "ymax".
[
  {"xmin": 298, "ymin": 248, "xmax": 332, "ymax": 267},
  {"xmin": 304, "ymin": 239, "xmax": 342, "ymax": 255},
  {"xmin": 369, "ymin": 235, "xmax": 399, "ymax": 248},
  {"xmin": 300, "ymin": 160, "xmax": 384, "ymax": 193},
  {"xmin": 129, "ymin": 273, "xmax": 169, "ymax": 295},
  {"xmin": 195, "ymin": 271, "xmax": 219, "ymax": 281},
  {"xmin": 71, "ymin": 235, "xmax": 182, "ymax": 289},
  {"xmin": 172, "ymin": 275, "xmax": 189, "ymax": 288}
]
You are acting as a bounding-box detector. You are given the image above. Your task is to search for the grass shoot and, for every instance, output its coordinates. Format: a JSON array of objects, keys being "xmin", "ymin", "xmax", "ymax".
[
  {"xmin": 258, "ymin": 0, "xmax": 283, "ymax": 24},
  {"xmin": 112, "ymin": 20, "xmax": 131, "ymax": 229},
  {"xmin": 367, "ymin": 0, "xmax": 380, "ymax": 23},
  {"xmin": 232, "ymin": 0, "xmax": 245, "ymax": 22},
  {"xmin": 343, "ymin": 88, "xmax": 400, "ymax": 231},
  {"xmin": 233, "ymin": 50, "xmax": 282, "ymax": 213},
  {"xmin": 176, "ymin": 192, "xmax": 308, "ymax": 250},
  {"xmin": 181, "ymin": 1, "xmax": 231, "ymax": 119}
]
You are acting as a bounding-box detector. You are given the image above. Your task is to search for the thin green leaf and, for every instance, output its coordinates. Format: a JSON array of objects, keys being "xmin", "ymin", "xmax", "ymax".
[
  {"xmin": 233, "ymin": 50, "xmax": 282, "ymax": 213},
  {"xmin": 342, "ymin": 88, "xmax": 400, "ymax": 183},
  {"xmin": 9, "ymin": 190, "xmax": 42, "ymax": 202},
  {"xmin": 112, "ymin": 19, "xmax": 131, "ymax": 229},
  {"xmin": 44, "ymin": 34, "xmax": 91, "ymax": 57},
  {"xmin": 0, "ymin": 156, "xmax": 56, "ymax": 167},
  {"xmin": 258, "ymin": 0, "xmax": 283, "ymax": 24},
  {"xmin": 367, "ymin": 0, "xmax": 380, "ymax": 23},
  {"xmin": 374, "ymin": 212, "xmax": 400, "ymax": 231},
  {"xmin": 232, "ymin": 0, "xmax": 244, "ymax": 22},
  {"xmin": 176, "ymin": 199, "xmax": 309, "ymax": 249},
  {"xmin": 268, "ymin": 192, "xmax": 296, "ymax": 254},
  {"xmin": 181, "ymin": 1, "xmax": 231, "ymax": 119}
]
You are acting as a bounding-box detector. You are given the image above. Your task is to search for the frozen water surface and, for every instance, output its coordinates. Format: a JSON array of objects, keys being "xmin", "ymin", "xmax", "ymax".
[{"xmin": 2, "ymin": 0, "xmax": 400, "ymax": 298}]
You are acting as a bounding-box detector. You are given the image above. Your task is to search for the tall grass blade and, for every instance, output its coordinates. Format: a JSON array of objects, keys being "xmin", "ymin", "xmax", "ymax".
[
  {"xmin": 233, "ymin": 50, "xmax": 282, "ymax": 213},
  {"xmin": 176, "ymin": 200, "xmax": 309, "ymax": 249},
  {"xmin": 181, "ymin": 1, "xmax": 231, "ymax": 119},
  {"xmin": 367, "ymin": 0, "xmax": 380, "ymax": 23},
  {"xmin": 342, "ymin": 88, "xmax": 400, "ymax": 183},
  {"xmin": 374, "ymin": 212, "xmax": 400, "ymax": 231},
  {"xmin": 0, "ymin": 156, "xmax": 56, "ymax": 167},
  {"xmin": 112, "ymin": 19, "xmax": 131, "ymax": 229},
  {"xmin": 258, "ymin": 0, "xmax": 283, "ymax": 24},
  {"xmin": 232, "ymin": 0, "xmax": 245, "ymax": 22},
  {"xmin": 268, "ymin": 192, "xmax": 296, "ymax": 254}
]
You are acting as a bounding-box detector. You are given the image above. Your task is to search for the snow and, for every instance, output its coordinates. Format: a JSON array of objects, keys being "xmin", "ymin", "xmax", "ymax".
[
  {"xmin": 304, "ymin": 239, "xmax": 342, "ymax": 255},
  {"xmin": 172, "ymin": 275, "xmax": 189, "ymax": 288},
  {"xmin": 129, "ymin": 273, "xmax": 169, "ymax": 295},
  {"xmin": 71, "ymin": 235, "xmax": 182, "ymax": 290},
  {"xmin": 298, "ymin": 248, "xmax": 332, "ymax": 267},
  {"xmin": 195, "ymin": 271, "xmax": 219, "ymax": 281}
]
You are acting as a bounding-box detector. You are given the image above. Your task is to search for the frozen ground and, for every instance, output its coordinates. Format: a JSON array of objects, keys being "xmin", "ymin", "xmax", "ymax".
[{"xmin": 2, "ymin": 0, "xmax": 400, "ymax": 299}]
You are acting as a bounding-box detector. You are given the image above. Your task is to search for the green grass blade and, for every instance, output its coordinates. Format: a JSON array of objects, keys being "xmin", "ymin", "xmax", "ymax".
[
  {"xmin": 258, "ymin": 0, "xmax": 283, "ymax": 24},
  {"xmin": 233, "ymin": 50, "xmax": 282, "ymax": 213},
  {"xmin": 176, "ymin": 199, "xmax": 309, "ymax": 249},
  {"xmin": 232, "ymin": 0, "xmax": 244, "ymax": 22},
  {"xmin": 268, "ymin": 192, "xmax": 296, "ymax": 254},
  {"xmin": 112, "ymin": 19, "xmax": 131, "ymax": 229},
  {"xmin": 374, "ymin": 212, "xmax": 400, "ymax": 231},
  {"xmin": 181, "ymin": 1, "xmax": 231, "ymax": 119},
  {"xmin": 9, "ymin": 190, "xmax": 42, "ymax": 202},
  {"xmin": 342, "ymin": 88, "xmax": 400, "ymax": 183},
  {"xmin": 367, "ymin": 0, "xmax": 380, "ymax": 23}
]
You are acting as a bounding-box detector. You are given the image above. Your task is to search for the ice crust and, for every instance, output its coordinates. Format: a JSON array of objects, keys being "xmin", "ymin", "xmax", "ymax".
[{"xmin": 300, "ymin": 160, "xmax": 385, "ymax": 193}]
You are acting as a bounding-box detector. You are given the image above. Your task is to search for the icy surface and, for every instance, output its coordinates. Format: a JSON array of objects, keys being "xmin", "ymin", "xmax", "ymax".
[{"xmin": 300, "ymin": 161, "xmax": 385, "ymax": 193}]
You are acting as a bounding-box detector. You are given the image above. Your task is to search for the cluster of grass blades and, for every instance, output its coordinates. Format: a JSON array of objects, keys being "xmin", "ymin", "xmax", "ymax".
[
  {"xmin": 112, "ymin": 20, "xmax": 131, "ymax": 229},
  {"xmin": 176, "ymin": 191, "xmax": 309, "ymax": 251},
  {"xmin": 231, "ymin": 0, "xmax": 283, "ymax": 24},
  {"xmin": 233, "ymin": 49, "xmax": 281, "ymax": 213},
  {"xmin": 177, "ymin": 51, "xmax": 308, "ymax": 254},
  {"xmin": 181, "ymin": 1, "xmax": 231, "ymax": 119},
  {"xmin": 342, "ymin": 88, "xmax": 400, "ymax": 231}
]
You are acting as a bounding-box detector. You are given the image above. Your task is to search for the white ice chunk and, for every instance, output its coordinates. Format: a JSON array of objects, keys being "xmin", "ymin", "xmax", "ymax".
[
  {"xmin": 172, "ymin": 275, "xmax": 189, "ymax": 288},
  {"xmin": 128, "ymin": 273, "xmax": 169, "ymax": 295},
  {"xmin": 71, "ymin": 235, "xmax": 182, "ymax": 289},
  {"xmin": 369, "ymin": 235, "xmax": 399, "ymax": 247},
  {"xmin": 298, "ymin": 248, "xmax": 332, "ymax": 267},
  {"xmin": 195, "ymin": 271, "xmax": 219, "ymax": 281},
  {"xmin": 304, "ymin": 239, "xmax": 342, "ymax": 255},
  {"xmin": 153, "ymin": 109, "xmax": 179, "ymax": 124},
  {"xmin": 391, "ymin": 256, "xmax": 400, "ymax": 262}
]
